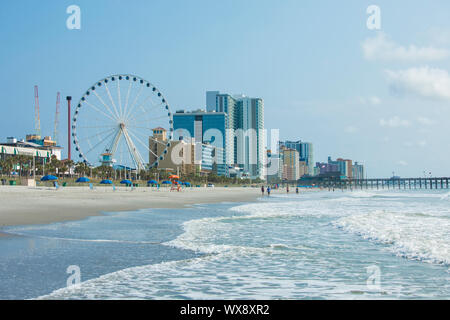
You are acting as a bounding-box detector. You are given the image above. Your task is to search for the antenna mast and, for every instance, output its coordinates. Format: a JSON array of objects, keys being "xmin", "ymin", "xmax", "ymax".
[
  {"xmin": 34, "ymin": 85, "xmax": 41, "ymax": 137},
  {"xmin": 54, "ymin": 92, "xmax": 60, "ymax": 145}
]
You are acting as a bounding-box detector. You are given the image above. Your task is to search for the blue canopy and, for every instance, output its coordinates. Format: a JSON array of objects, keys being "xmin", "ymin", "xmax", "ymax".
[
  {"xmin": 100, "ymin": 179, "xmax": 113, "ymax": 185},
  {"xmin": 183, "ymin": 182, "xmax": 191, "ymax": 186},
  {"xmin": 148, "ymin": 180, "xmax": 158, "ymax": 184},
  {"xmin": 162, "ymin": 180, "xmax": 172, "ymax": 185},
  {"xmin": 41, "ymin": 175, "xmax": 58, "ymax": 181},
  {"xmin": 76, "ymin": 177, "xmax": 90, "ymax": 183},
  {"xmin": 120, "ymin": 179, "xmax": 132, "ymax": 185}
]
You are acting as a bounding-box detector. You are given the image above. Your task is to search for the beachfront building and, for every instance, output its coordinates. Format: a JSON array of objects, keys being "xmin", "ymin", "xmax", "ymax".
[
  {"xmin": 281, "ymin": 140, "xmax": 314, "ymax": 176},
  {"xmin": 315, "ymin": 161, "xmax": 339, "ymax": 175},
  {"xmin": 173, "ymin": 109, "xmax": 231, "ymax": 176},
  {"xmin": 352, "ymin": 161, "xmax": 365, "ymax": 180},
  {"xmin": 206, "ymin": 91, "xmax": 266, "ymax": 180},
  {"xmin": 200, "ymin": 142, "xmax": 225, "ymax": 176},
  {"xmin": 0, "ymin": 137, "xmax": 62, "ymax": 161},
  {"xmin": 25, "ymin": 134, "xmax": 57, "ymax": 147},
  {"xmin": 266, "ymin": 149, "xmax": 283, "ymax": 183},
  {"xmin": 317, "ymin": 156, "xmax": 356, "ymax": 179},
  {"xmin": 234, "ymin": 96, "xmax": 265, "ymax": 180},
  {"xmin": 336, "ymin": 158, "xmax": 353, "ymax": 179},
  {"xmin": 299, "ymin": 160, "xmax": 308, "ymax": 177},
  {"xmin": 149, "ymin": 128, "xmax": 199, "ymax": 176},
  {"xmin": 282, "ymin": 148, "xmax": 300, "ymax": 181}
]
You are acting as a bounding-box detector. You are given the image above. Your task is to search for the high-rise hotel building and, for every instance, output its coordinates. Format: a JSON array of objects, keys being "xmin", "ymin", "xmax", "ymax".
[
  {"xmin": 206, "ymin": 91, "xmax": 265, "ymax": 180},
  {"xmin": 282, "ymin": 140, "xmax": 314, "ymax": 176},
  {"xmin": 173, "ymin": 110, "xmax": 229, "ymax": 176}
]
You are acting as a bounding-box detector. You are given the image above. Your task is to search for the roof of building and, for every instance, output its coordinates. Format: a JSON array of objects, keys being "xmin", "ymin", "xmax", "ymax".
[
  {"xmin": 0, "ymin": 140, "xmax": 62, "ymax": 150},
  {"xmin": 174, "ymin": 109, "xmax": 226, "ymax": 115}
]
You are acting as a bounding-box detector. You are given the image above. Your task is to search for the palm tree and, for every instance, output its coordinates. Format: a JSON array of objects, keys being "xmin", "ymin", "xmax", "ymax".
[
  {"xmin": 16, "ymin": 155, "xmax": 32, "ymax": 177},
  {"xmin": 74, "ymin": 162, "xmax": 89, "ymax": 177},
  {"xmin": 94, "ymin": 165, "xmax": 113, "ymax": 179},
  {"xmin": 50, "ymin": 155, "xmax": 62, "ymax": 177},
  {"xmin": 65, "ymin": 160, "xmax": 75, "ymax": 178},
  {"xmin": 0, "ymin": 158, "xmax": 11, "ymax": 177},
  {"xmin": 60, "ymin": 162, "xmax": 69, "ymax": 179}
]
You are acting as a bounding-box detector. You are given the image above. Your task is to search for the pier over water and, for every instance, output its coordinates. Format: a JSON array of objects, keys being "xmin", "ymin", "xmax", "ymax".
[{"xmin": 293, "ymin": 177, "xmax": 450, "ymax": 190}]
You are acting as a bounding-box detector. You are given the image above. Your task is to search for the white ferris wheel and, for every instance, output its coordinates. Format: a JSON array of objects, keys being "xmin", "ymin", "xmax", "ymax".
[{"xmin": 72, "ymin": 74, "xmax": 173, "ymax": 170}]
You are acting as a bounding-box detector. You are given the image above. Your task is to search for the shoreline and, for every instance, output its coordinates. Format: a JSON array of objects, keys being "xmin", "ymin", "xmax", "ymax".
[{"xmin": 0, "ymin": 186, "xmax": 261, "ymax": 236}]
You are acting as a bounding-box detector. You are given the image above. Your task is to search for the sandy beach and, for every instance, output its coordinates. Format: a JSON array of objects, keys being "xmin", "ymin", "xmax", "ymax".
[{"xmin": 0, "ymin": 186, "xmax": 261, "ymax": 232}]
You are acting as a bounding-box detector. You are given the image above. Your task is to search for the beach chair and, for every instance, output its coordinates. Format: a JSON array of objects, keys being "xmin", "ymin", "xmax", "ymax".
[
  {"xmin": 54, "ymin": 181, "xmax": 60, "ymax": 190},
  {"xmin": 113, "ymin": 185, "xmax": 116, "ymax": 192},
  {"xmin": 89, "ymin": 183, "xmax": 94, "ymax": 190}
]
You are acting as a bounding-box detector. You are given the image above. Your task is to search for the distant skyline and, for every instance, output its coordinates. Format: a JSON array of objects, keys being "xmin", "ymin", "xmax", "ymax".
[{"xmin": 1, "ymin": 0, "xmax": 450, "ymax": 177}]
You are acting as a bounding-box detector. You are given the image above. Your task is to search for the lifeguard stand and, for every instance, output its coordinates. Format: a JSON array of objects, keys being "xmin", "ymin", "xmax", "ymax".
[{"xmin": 101, "ymin": 152, "xmax": 114, "ymax": 167}]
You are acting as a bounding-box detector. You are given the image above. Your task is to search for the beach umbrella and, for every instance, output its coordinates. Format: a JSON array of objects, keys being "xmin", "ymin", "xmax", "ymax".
[
  {"xmin": 120, "ymin": 179, "xmax": 132, "ymax": 185},
  {"xmin": 41, "ymin": 175, "xmax": 58, "ymax": 181},
  {"xmin": 148, "ymin": 180, "xmax": 158, "ymax": 185},
  {"xmin": 76, "ymin": 177, "xmax": 90, "ymax": 183},
  {"xmin": 183, "ymin": 182, "xmax": 191, "ymax": 186},
  {"xmin": 162, "ymin": 180, "xmax": 172, "ymax": 185},
  {"xmin": 168, "ymin": 175, "xmax": 179, "ymax": 180},
  {"xmin": 100, "ymin": 179, "xmax": 113, "ymax": 185}
]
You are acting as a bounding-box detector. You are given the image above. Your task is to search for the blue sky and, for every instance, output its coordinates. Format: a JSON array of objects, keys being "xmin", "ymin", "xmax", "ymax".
[{"xmin": 1, "ymin": 0, "xmax": 450, "ymax": 177}]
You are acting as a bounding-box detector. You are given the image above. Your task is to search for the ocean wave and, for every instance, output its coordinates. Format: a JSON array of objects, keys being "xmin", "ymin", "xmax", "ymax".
[
  {"xmin": 334, "ymin": 210, "xmax": 450, "ymax": 265},
  {"xmin": 33, "ymin": 190, "xmax": 450, "ymax": 300},
  {"xmin": 2, "ymin": 232, "xmax": 162, "ymax": 245},
  {"xmin": 229, "ymin": 201, "xmax": 345, "ymax": 219},
  {"xmin": 440, "ymin": 192, "xmax": 450, "ymax": 200}
]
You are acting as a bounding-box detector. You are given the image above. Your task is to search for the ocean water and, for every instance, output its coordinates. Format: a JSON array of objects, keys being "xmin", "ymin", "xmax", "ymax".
[{"xmin": 1, "ymin": 190, "xmax": 449, "ymax": 300}]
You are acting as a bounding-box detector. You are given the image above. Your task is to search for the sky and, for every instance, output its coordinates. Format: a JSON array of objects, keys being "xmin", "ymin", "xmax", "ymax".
[{"xmin": 1, "ymin": 0, "xmax": 450, "ymax": 178}]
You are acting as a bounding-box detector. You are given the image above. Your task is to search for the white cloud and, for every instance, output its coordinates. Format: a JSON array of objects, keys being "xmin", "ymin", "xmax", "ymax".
[
  {"xmin": 362, "ymin": 32, "xmax": 449, "ymax": 62},
  {"xmin": 344, "ymin": 126, "xmax": 358, "ymax": 133},
  {"xmin": 427, "ymin": 27, "xmax": 450, "ymax": 46},
  {"xmin": 379, "ymin": 116, "xmax": 411, "ymax": 128},
  {"xmin": 397, "ymin": 160, "xmax": 408, "ymax": 166},
  {"xmin": 416, "ymin": 116, "xmax": 435, "ymax": 125},
  {"xmin": 403, "ymin": 140, "xmax": 428, "ymax": 148},
  {"xmin": 386, "ymin": 67, "xmax": 450, "ymax": 101},
  {"xmin": 358, "ymin": 96, "xmax": 381, "ymax": 105},
  {"xmin": 418, "ymin": 140, "xmax": 427, "ymax": 147},
  {"xmin": 403, "ymin": 141, "xmax": 414, "ymax": 147}
]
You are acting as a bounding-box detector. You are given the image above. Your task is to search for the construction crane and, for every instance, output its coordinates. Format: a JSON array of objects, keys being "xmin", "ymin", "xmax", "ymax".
[
  {"xmin": 34, "ymin": 85, "xmax": 41, "ymax": 137},
  {"xmin": 54, "ymin": 92, "xmax": 60, "ymax": 145}
]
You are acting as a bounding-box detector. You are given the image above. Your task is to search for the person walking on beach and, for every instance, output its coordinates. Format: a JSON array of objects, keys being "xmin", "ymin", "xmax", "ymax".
[
  {"xmin": 261, "ymin": 185, "xmax": 265, "ymax": 196},
  {"xmin": 296, "ymin": 187, "xmax": 299, "ymax": 194},
  {"xmin": 267, "ymin": 186, "xmax": 271, "ymax": 196},
  {"xmin": 286, "ymin": 185, "xmax": 289, "ymax": 194}
]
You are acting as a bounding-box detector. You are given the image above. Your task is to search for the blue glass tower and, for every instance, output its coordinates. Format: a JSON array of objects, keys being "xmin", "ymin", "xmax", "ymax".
[{"xmin": 173, "ymin": 110, "xmax": 229, "ymax": 176}]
